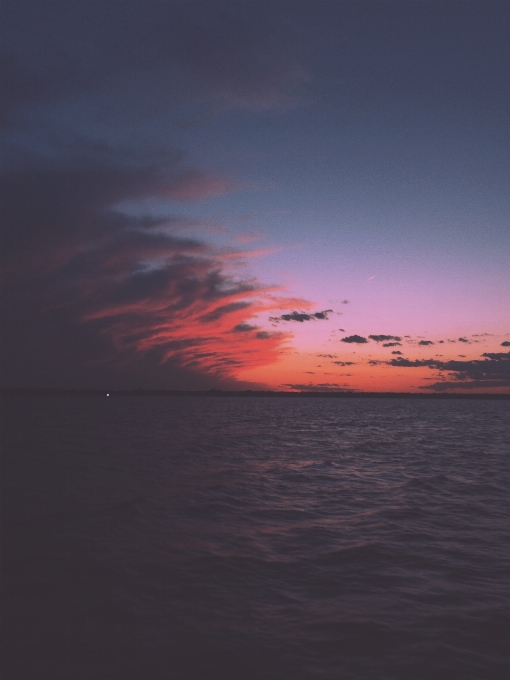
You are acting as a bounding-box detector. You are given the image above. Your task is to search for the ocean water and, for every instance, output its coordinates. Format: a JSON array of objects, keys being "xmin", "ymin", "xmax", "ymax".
[{"xmin": 1, "ymin": 396, "xmax": 509, "ymax": 680}]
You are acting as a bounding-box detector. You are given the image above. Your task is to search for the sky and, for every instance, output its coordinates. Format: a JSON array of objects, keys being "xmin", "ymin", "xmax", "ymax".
[{"xmin": 1, "ymin": 0, "xmax": 509, "ymax": 393}]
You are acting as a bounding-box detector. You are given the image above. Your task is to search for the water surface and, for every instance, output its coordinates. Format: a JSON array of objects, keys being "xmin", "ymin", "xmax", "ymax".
[{"xmin": 2, "ymin": 396, "xmax": 509, "ymax": 679}]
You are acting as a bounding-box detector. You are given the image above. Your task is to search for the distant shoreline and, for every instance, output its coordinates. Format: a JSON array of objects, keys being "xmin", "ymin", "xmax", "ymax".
[{"xmin": 1, "ymin": 388, "xmax": 509, "ymax": 400}]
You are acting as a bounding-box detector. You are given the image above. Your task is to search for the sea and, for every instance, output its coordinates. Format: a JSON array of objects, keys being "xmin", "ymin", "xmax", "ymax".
[{"xmin": 1, "ymin": 395, "xmax": 509, "ymax": 680}]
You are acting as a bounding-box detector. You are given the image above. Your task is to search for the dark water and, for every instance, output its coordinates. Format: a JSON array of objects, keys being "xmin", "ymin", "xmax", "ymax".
[{"xmin": 1, "ymin": 396, "xmax": 509, "ymax": 680}]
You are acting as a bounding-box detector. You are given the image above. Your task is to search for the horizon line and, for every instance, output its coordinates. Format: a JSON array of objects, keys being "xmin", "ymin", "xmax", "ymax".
[{"xmin": 1, "ymin": 388, "xmax": 509, "ymax": 400}]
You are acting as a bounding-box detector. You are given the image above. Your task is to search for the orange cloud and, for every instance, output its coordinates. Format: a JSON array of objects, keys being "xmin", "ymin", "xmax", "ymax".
[{"xmin": 79, "ymin": 236, "xmax": 307, "ymax": 380}]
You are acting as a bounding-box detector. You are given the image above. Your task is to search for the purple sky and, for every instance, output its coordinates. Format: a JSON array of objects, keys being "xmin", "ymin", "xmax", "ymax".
[{"xmin": 1, "ymin": 1, "xmax": 509, "ymax": 392}]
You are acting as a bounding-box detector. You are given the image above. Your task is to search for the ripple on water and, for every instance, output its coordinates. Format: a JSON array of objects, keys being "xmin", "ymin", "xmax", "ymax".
[{"xmin": 1, "ymin": 396, "xmax": 509, "ymax": 679}]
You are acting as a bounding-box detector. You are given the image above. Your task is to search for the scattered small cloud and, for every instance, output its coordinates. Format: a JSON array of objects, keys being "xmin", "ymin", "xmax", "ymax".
[
  {"xmin": 502, "ymin": 341, "xmax": 510, "ymax": 347},
  {"xmin": 332, "ymin": 361, "xmax": 355, "ymax": 366},
  {"xmin": 391, "ymin": 351, "xmax": 403, "ymax": 355},
  {"xmin": 269, "ymin": 309, "xmax": 332, "ymax": 323},
  {"xmin": 382, "ymin": 342, "xmax": 402, "ymax": 347},
  {"xmin": 458, "ymin": 337, "xmax": 469, "ymax": 343},
  {"xmin": 369, "ymin": 335, "xmax": 402, "ymax": 343},
  {"xmin": 418, "ymin": 340, "xmax": 434, "ymax": 346},
  {"xmin": 389, "ymin": 358, "xmax": 438, "ymax": 367},
  {"xmin": 341, "ymin": 335, "xmax": 368, "ymax": 344}
]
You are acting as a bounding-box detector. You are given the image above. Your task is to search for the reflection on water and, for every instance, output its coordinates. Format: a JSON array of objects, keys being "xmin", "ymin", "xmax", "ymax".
[{"xmin": 2, "ymin": 396, "xmax": 509, "ymax": 679}]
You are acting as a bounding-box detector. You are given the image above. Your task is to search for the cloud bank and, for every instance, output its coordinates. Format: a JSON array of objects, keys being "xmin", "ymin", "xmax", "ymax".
[
  {"xmin": 1, "ymin": 147, "xmax": 303, "ymax": 388},
  {"xmin": 0, "ymin": 1, "xmax": 312, "ymax": 390},
  {"xmin": 388, "ymin": 353, "xmax": 510, "ymax": 391}
]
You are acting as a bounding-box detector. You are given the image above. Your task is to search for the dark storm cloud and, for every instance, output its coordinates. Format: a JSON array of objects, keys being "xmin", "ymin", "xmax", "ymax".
[
  {"xmin": 0, "ymin": 139, "xmax": 293, "ymax": 389},
  {"xmin": 1, "ymin": 158, "xmax": 211, "ymax": 270},
  {"xmin": 387, "ymin": 353, "xmax": 510, "ymax": 391},
  {"xmin": 369, "ymin": 335, "xmax": 402, "ymax": 342},
  {"xmin": 382, "ymin": 342, "xmax": 402, "ymax": 347},
  {"xmin": 0, "ymin": 1, "xmax": 312, "ymax": 389},
  {"xmin": 341, "ymin": 335, "xmax": 368, "ymax": 344},
  {"xmin": 1, "ymin": 0, "xmax": 306, "ymax": 124},
  {"xmin": 269, "ymin": 310, "xmax": 332, "ymax": 323}
]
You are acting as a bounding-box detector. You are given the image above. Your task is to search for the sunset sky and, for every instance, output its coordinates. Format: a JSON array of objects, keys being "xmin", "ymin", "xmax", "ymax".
[{"xmin": 1, "ymin": 0, "xmax": 509, "ymax": 392}]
